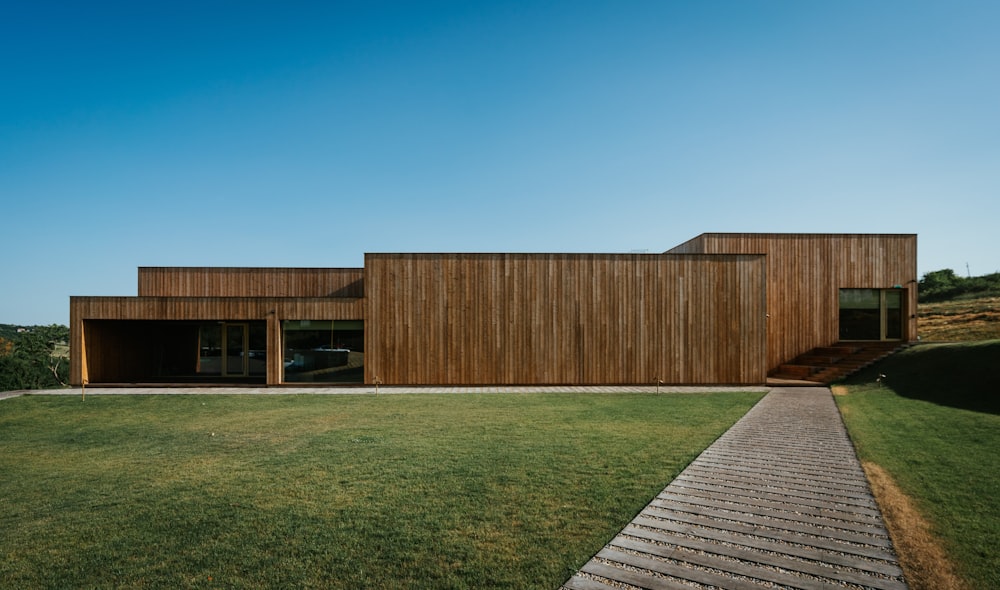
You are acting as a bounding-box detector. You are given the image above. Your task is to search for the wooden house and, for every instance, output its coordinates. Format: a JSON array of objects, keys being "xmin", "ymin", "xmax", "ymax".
[{"xmin": 69, "ymin": 233, "xmax": 917, "ymax": 386}]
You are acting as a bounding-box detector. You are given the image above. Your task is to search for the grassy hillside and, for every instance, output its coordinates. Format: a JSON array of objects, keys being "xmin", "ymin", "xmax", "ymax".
[
  {"xmin": 837, "ymin": 341, "xmax": 1000, "ymax": 589},
  {"xmin": 918, "ymin": 296, "xmax": 1000, "ymax": 342}
]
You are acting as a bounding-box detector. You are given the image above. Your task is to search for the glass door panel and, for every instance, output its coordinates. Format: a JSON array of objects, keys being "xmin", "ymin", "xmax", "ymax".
[
  {"xmin": 198, "ymin": 324, "xmax": 222, "ymax": 376},
  {"xmin": 839, "ymin": 289, "xmax": 881, "ymax": 340},
  {"xmin": 224, "ymin": 323, "xmax": 247, "ymax": 376},
  {"xmin": 248, "ymin": 323, "xmax": 267, "ymax": 377},
  {"xmin": 884, "ymin": 290, "xmax": 903, "ymax": 340}
]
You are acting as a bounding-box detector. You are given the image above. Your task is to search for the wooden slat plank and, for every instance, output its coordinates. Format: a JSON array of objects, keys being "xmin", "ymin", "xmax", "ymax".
[
  {"xmin": 624, "ymin": 523, "xmax": 904, "ymax": 581},
  {"xmin": 560, "ymin": 574, "xmax": 624, "ymax": 590},
  {"xmin": 655, "ymin": 484, "xmax": 884, "ymax": 529},
  {"xmin": 671, "ymin": 472, "xmax": 882, "ymax": 509},
  {"xmin": 633, "ymin": 511, "xmax": 902, "ymax": 574},
  {"xmin": 612, "ymin": 534, "xmax": 903, "ymax": 590},
  {"xmin": 579, "ymin": 560, "xmax": 692, "ymax": 590},
  {"xmin": 666, "ymin": 479, "xmax": 883, "ymax": 518},
  {"xmin": 681, "ymin": 462, "xmax": 871, "ymax": 495},
  {"xmin": 597, "ymin": 546, "xmax": 776, "ymax": 590},
  {"xmin": 644, "ymin": 499, "xmax": 895, "ymax": 552},
  {"xmin": 697, "ymin": 451, "xmax": 868, "ymax": 479}
]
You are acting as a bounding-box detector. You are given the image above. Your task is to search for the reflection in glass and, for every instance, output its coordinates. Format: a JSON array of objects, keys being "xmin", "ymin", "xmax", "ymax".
[
  {"xmin": 885, "ymin": 290, "xmax": 902, "ymax": 340},
  {"xmin": 226, "ymin": 324, "xmax": 245, "ymax": 376},
  {"xmin": 282, "ymin": 320, "xmax": 364, "ymax": 383},
  {"xmin": 197, "ymin": 322, "xmax": 266, "ymax": 379},
  {"xmin": 198, "ymin": 324, "xmax": 222, "ymax": 376},
  {"xmin": 248, "ymin": 323, "xmax": 267, "ymax": 377},
  {"xmin": 839, "ymin": 289, "xmax": 880, "ymax": 340}
]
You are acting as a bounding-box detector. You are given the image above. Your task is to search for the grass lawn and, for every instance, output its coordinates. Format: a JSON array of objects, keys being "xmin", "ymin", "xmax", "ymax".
[
  {"xmin": 835, "ymin": 340, "xmax": 1000, "ymax": 589},
  {"xmin": 0, "ymin": 391, "xmax": 762, "ymax": 589}
]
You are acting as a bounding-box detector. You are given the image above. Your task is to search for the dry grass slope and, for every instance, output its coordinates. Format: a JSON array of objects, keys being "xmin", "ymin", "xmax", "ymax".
[
  {"xmin": 862, "ymin": 461, "xmax": 967, "ymax": 590},
  {"xmin": 918, "ymin": 296, "xmax": 1000, "ymax": 341}
]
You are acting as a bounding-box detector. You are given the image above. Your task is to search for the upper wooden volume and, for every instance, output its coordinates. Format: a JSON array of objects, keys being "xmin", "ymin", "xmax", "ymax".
[
  {"xmin": 667, "ymin": 233, "xmax": 919, "ymax": 369},
  {"xmin": 137, "ymin": 267, "xmax": 364, "ymax": 298}
]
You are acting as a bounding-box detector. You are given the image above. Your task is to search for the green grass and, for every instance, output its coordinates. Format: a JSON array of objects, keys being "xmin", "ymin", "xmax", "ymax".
[
  {"xmin": 0, "ymin": 391, "xmax": 762, "ymax": 589},
  {"xmin": 835, "ymin": 340, "xmax": 1000, "ymax": 589}
]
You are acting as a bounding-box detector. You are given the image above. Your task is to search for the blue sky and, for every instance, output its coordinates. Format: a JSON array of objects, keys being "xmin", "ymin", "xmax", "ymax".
[{"xmin": 2, "ymin": 1, "xmax": 998, "ymax": 325}]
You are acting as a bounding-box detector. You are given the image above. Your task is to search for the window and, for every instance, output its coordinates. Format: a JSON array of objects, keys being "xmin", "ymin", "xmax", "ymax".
[
  {"xmin": 838, "ymin": 289, "xmax": 904, "ymax": 341},
  {"xmin": 282, "ymin": 320, "xmax": 364, "ymax": 383}
]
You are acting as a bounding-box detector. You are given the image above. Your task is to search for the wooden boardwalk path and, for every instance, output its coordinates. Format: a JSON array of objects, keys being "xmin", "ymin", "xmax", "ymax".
[{"xmin": 562, "ymin": 387, "xmax": 908, "ymax": 590}]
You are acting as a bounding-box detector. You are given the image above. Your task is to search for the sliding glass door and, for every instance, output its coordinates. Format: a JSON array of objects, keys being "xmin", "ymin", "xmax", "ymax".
[{"xmin": 197, "ymin": 322, "xmax": 266, "ymax": 380}]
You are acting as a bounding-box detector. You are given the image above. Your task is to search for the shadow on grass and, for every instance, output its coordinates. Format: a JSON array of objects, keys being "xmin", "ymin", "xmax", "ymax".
[{"xmin": 842, "ymin": 340, "xmax": 1000, "ymax": 415}]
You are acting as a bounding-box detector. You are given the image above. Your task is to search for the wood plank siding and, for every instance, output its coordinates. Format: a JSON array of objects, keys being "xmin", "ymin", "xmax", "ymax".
[
  {"xmin": 364, "ymin": 253, "xmax": 767, "ymax": 385},
  {"xmin": 70, "ymin": 296, "xmax": 363, "ymax": 385},
  {"xmin": 667, "ymin": 234, "xmax": 918, "ymax": 370},
  {"xmin": 138, "ymin": 267, "xmax": 364, "ymax": 297}
]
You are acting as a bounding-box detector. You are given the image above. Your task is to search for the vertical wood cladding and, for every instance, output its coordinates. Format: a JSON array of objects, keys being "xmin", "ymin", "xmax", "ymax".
[
  {"xmin": 667, "ymin": 233, "xmax": 918, "ymax": 370},
  {"xmin": 71, "ymin": 234, "xmax": 915, "ymax": 387},
  {"xmin": 364, "ymin": 253, "xmax": 767, "ymax": 385},
  {"xmin": 138, "ymin": 268, "xmax": 364, "ymax": 297}
]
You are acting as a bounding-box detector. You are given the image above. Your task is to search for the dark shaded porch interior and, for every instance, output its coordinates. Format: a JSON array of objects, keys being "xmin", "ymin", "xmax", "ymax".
[{"xmin": 82, "ymin": 320, "xmax": 267, "ymax": 384}]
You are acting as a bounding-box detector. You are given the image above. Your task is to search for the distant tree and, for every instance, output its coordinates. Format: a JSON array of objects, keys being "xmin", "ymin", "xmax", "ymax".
[
  {"xmin": 919, "ymin": 269, "xmax": 1000, "ymax": 302},
  {"xmin": 0, "ymin": 325, "xmax": 69, "ymax": 392},
  {"xmin": 0, "ymin": 324, "xmax": 19, "ymax": 341},
  {"xmin": 919, "ymin": 269, "xmax": 960, "ymax": 301}
]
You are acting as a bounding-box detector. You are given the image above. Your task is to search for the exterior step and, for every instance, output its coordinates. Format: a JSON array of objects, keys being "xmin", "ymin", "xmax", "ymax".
[
  {"xmin": 772, "ymin": 364, "xmax": 817, "ymax": 379},
  {"xmin": 814, "ymin": 346, "xmax": 860, "ymax": 356},
  {"xmin": 768, "ymin": 342, "xmax": 907, "ymax": 385}
]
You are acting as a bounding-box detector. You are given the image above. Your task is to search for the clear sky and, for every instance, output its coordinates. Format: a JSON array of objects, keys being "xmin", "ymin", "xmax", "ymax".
[{"xmin": 2, "ymin": 1, "xmax": 997, "ymax": 326}]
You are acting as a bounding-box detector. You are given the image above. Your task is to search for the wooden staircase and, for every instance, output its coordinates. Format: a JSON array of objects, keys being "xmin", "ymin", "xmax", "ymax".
[{"xmin": 768, "ymin": 342, "xmax": 906, "ymax": 384}]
